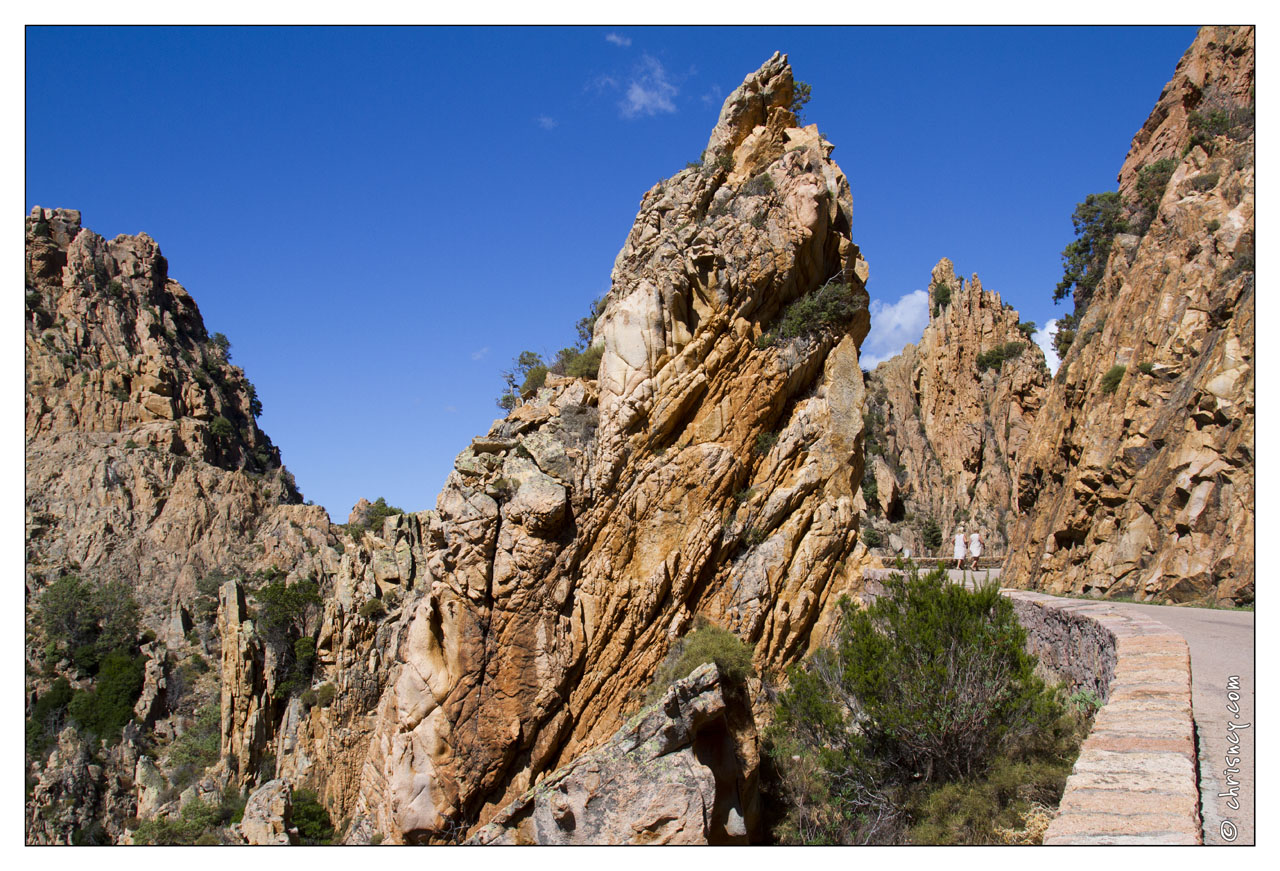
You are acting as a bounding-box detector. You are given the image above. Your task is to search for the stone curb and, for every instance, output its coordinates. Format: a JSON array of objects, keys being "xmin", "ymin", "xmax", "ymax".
[{"xmin": 1005, "ymin": 591, "xmax": 1202, "ymax": 846}]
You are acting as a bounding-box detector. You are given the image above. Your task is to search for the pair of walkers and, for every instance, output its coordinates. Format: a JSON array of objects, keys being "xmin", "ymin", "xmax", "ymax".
[{"xmin": 952, "ymin": 528, "xmax": 983, "ymax": 571}]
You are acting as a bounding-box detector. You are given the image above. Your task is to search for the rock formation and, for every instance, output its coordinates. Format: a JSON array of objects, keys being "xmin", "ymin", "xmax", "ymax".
[
  {"xmin": 343, "ymin": 52, "xmax": 875, "ymax": 842},
  {"xmin": 862, "ymin": 260, "xmax": 1049, "ymax": 557},
  {"xmin": 465, "ymin": 663, "xmax": 759, "ymax": 845},
  {"xmin": 23, "ymin": 206, "xmax": 327, "ymax": 624},
  {"xmin": 1003, "ymin": 26, "xmax": 1254, "ymax": 605}
]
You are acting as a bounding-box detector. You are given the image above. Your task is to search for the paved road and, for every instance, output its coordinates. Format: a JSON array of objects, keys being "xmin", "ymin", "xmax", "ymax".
[{"xmin": 942, "ymin": 568, "xmax": 1255, "ymax": 845}]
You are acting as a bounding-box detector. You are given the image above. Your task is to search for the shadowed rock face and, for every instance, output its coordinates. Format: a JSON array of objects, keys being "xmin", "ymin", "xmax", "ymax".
[
  {"xmin": 1003, "ymin": 26, "xmax": 1254, "ymax": 605},
  {"xmin": 862, "ymin": 259, "xmax": 1050, "ymax": 557},
  {"xmin": 345, "ymin": 52, "xmax": 876, "ymax": 842},
  {"xmin": 464, "ymin": 663, "xmax": 759, "ymax": 845}
]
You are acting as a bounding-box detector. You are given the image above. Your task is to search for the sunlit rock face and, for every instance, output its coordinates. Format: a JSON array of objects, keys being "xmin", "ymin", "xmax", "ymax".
[
  {"xmin": 1003, "ymin": 26, "xmax": 1254, "ymax": 605},
  {"xmin": 861, "ymin": 258, "xmax": 1050, "ymax": 558},
  {"xmin": 347, "ymin": 52, "xmax": 878, "ymax": 842}
]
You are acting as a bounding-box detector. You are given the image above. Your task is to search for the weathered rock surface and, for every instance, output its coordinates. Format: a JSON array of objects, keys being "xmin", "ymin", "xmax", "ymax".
[
  {"xmin": 232, "ymin": 779, "xmax": 299, "ymax": 845},
  {"xmin": 862, "ymin": 259, "xmax": 1049, "ymax": 556},
  {"xmin": 24, "ymin": 206, "xmax": 317, "ymax": 620},
  {"xmin": 24, "ymin": 207, "xmax": 338, "ymax": 843},
  {"xmin": 1004, "ymin": 26, "xmax": 1254, "ymax": 605},
  {"xmin": 344, "ymin": 52, "xmax": 874, "ymax": 842},
  {"xmin": 466, "ymin": 663, "xmax": 758, "ymax": 845},
  {"xmin": 25, "ymin": 725, "xmax": 142, "ymax": 845}
]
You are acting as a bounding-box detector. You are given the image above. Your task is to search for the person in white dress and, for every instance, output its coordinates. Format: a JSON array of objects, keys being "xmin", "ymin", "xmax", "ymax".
[
  {"xmin": 968, "ymin": 530, "xmax": 983, "ymax": 571},
  {"xmin": 953, "ymin": 528, "xmax": 967, "ymax": 571}
]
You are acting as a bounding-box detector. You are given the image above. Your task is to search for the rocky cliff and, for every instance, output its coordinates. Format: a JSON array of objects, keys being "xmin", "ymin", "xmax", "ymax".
[
  {"xmin": 861, "ymin": 259, "xmax": 1049, "ymax": 557},
  {"xmin": 23, "ymin": 207, "xmax": 348, "ymax": 844},
  {"xmin": 24, "ymin": 207, "xmax": 322, "ymax": 623},
  {"xmin": 1003, "ymin": 26, "xmax": 1254, "ymax": 605},
  {"xmin": 338, "ymin": 52, "xmax": 876, "ymax": 842}
]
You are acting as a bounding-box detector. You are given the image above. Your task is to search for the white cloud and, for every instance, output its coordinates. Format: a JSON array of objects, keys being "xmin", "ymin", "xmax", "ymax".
[
  {"xmin": 1033, "ymin": 319, "xmax": 1062, "ymax": 374},
  {"xmin": 620, "ymin": 55, "xmax": 677, "ymax": 118},
  {"xmin": 471, "ymin": 346, "xmax": 490, "ymax": 361},
  {"xmin": 859, "ymin": 289, "xmax": 931, "ymax": 369},
  {"xmin": 536, "ymin": 115, "xmax": 557, "ymax": 130},
  {"xmin": 605, "ymin": 32, "xmax": 631, "ymax": 47},
  {"xmin": 701, "ymin": 84, "xmax": 724, "ymax": 107},
  {"xmin": 444, "ymin": 405, "xmax": 458, "ymax": 414}
]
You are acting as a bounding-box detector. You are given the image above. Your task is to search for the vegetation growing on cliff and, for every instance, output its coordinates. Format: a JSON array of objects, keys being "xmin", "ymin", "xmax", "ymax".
[
  {"xmin": 757, "ymin": 280, "xmax": 864, "ymax": 348},
  {"xmin": 645, "ymin": 618, "xmax": 754, "ymax": 703},
  {"xmin": 1052, "ymin": 191, "xmax": 1127, "ymax": 316},
  {"xmin": 975, "ymin": 342, "xmax": 1026, "ymax": 372},
  {"xmin": 766, "ymin": 563, "xmax": 1086, "ymax": 844},
  {"xmin": 497, "ymin": 298, "xmax": 605, "ymax": 409}
]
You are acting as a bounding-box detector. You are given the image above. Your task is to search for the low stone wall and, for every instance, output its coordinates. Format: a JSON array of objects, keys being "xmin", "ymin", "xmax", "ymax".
[{"xmin": 1005, "ymin": 591, "xmax": 1201, "ymax": 845}]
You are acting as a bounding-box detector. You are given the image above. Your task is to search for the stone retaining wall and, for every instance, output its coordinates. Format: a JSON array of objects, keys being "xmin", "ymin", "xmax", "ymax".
[{"xmin": 1005, "ymin": 591, "xmax": 1201, "ymax": 845}]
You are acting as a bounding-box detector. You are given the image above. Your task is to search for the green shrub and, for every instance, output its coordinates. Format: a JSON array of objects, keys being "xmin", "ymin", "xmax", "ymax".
[
  {"xmin": 1052, "ymin": 314, "xmax": 1077, "ymax": 359},
  {"xmin": 733, "ymin": 486, "xmax": 755, "ymax": 504},
  {"xmin": 1053, "ymin": 191, "xmax": 1127, "ymax": 310},
  {"xmin": 26, "ymin": 677, "xmax": 74, "ymax": 759},
  {"xmin": 358, "ymin": 598, "xmax": 386, "ymax": 620},
  {"xmin": 755, "ymin": 332, "xmax": 777, "ymax": 350},
  {"xmin": 1137, "ymin": 362, "xmax": 1154, "ymax": 375},
  {"xmin": 767, "ymin": 563, "xmax": 1072, "ymax": 844},
  {"xmin": 921, "ymin": 518, "xmax": 942, "ymax": 551},
  {"xmin": 520, "ymin": 364, "xmax": 549, "ymax": 395},
  {"xmin": 209, "ymin": 416, "xmax": 235, "ymax": 439},
  {"xmin": 742, "ymin": 172, "xmax": 775, "ymax": 197},
  {"xmin": 167, "ymin": 703, "xmax": 221, "ymax": 787},
  {"xmin": 1187, "ymin": 171, "xmax": 1219, "ymax": 192},
  {"xmin": 861, "ymin": 527, "xmax": 883, "ymax": 548},
  {"xmin": 648, "ymin": 618, "xmax": 754, "ymax": 702},
  {"xmin": 1017, "ymin": 321, "xmax": 1037, "ymax": 339},
  {"xmin": 754, "ymin": 431, "xmax": 779, "ymax": 456},
  {"xmin": 1100, "ymin": 364, "xmax": 1126, "ymax": 394},
  {"xmin": 66, "ymin": 650, "xmax": 145, "ymax": 740},
  {"xmin": 976, "ymin": 342, "xmax": 1026, "ymax": 373},
  {"xmin": 861, "ymin": 475, "xmax": 879, "ymax": 508},
  {"xmin": 209, "ymin": 332, "xmax": 231, "ymax": 359},
  {"xmin": 565, "ymin": 344, "xmax": 604, "ymax": 378},
  {"xmin": 790, "ymin": 80, "xmax": 812, "ymax": 122},
  {"xmin": 1186, "ymin": 103, "xmax": 1253, "ymax": 155},
  {"xmin": 931, "ymin": 281, "xmax": 952, "ymax": 317},
  {"xmin": 1067, "ymin": 689, "xmax": 1102, "ymax": 715},
  {"xmin": 292, "ymin": 789, "xmax": 335, "ymax": 845},
  {"xmin": 132, "ymin": 790, "xmax": 244, "ymax": 845},
  {"xmin": 39, "ymin": 575, "xmax": 141, "ymax": 673},
  {"xmin": 1136, "ymin": 159, "xmax": 1178, "ymax": 213},
  {"xmin": 253, "ymin": 577, "xmax": 320, "ymax": 643},
  {"xmin": 775, "ymin": 281, "xmax": 864, "ymax": 340},
  {"xmin": 359, "ymin": 497, "xmax": 404, "ymax": 536},
  {"xmin": 1206, "ymin": 219, "xmax": 1221, "ymax": 233},
  {"xmin": 1224, "ymin": 238, "xmax": 1254, "ymax": 278},
  {"xmin": 743, "ymin": 526, "xmax": 767, "ymax": 547},
  {"xmin": 315, "ymin": 683, "xmax": 337, "ymax": 707}
]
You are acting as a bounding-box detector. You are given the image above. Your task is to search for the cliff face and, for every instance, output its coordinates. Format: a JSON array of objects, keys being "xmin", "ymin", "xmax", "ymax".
[
  {"xmin": 24, "ymin": 207, "xmax": 318, "ymax": 622},
  {"xmin": 1003, "ymin": 26, "xmax": 1254, "ymax": 605},
  {"xmin": 862, "ymin": 259, "xmax": 1049, "ymax": 557},
  {"xmin": 331, "ymin": 53, "xmax": 874, "ymax": 842}
]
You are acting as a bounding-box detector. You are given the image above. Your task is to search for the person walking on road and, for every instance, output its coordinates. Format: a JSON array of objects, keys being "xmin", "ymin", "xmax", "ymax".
[
  {"xmin": 953, "ymin": 528, "xmax": 967, "ymax": 571},
  {"xmin": 968, "ymin": 529, "xmax": 983, "ymax": 572}
]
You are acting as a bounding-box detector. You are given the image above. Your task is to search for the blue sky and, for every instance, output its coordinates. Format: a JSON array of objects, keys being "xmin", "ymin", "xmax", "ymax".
[{"xmin": 25, "ymin": 25, "xmax": 1200, "ymax": 519}]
